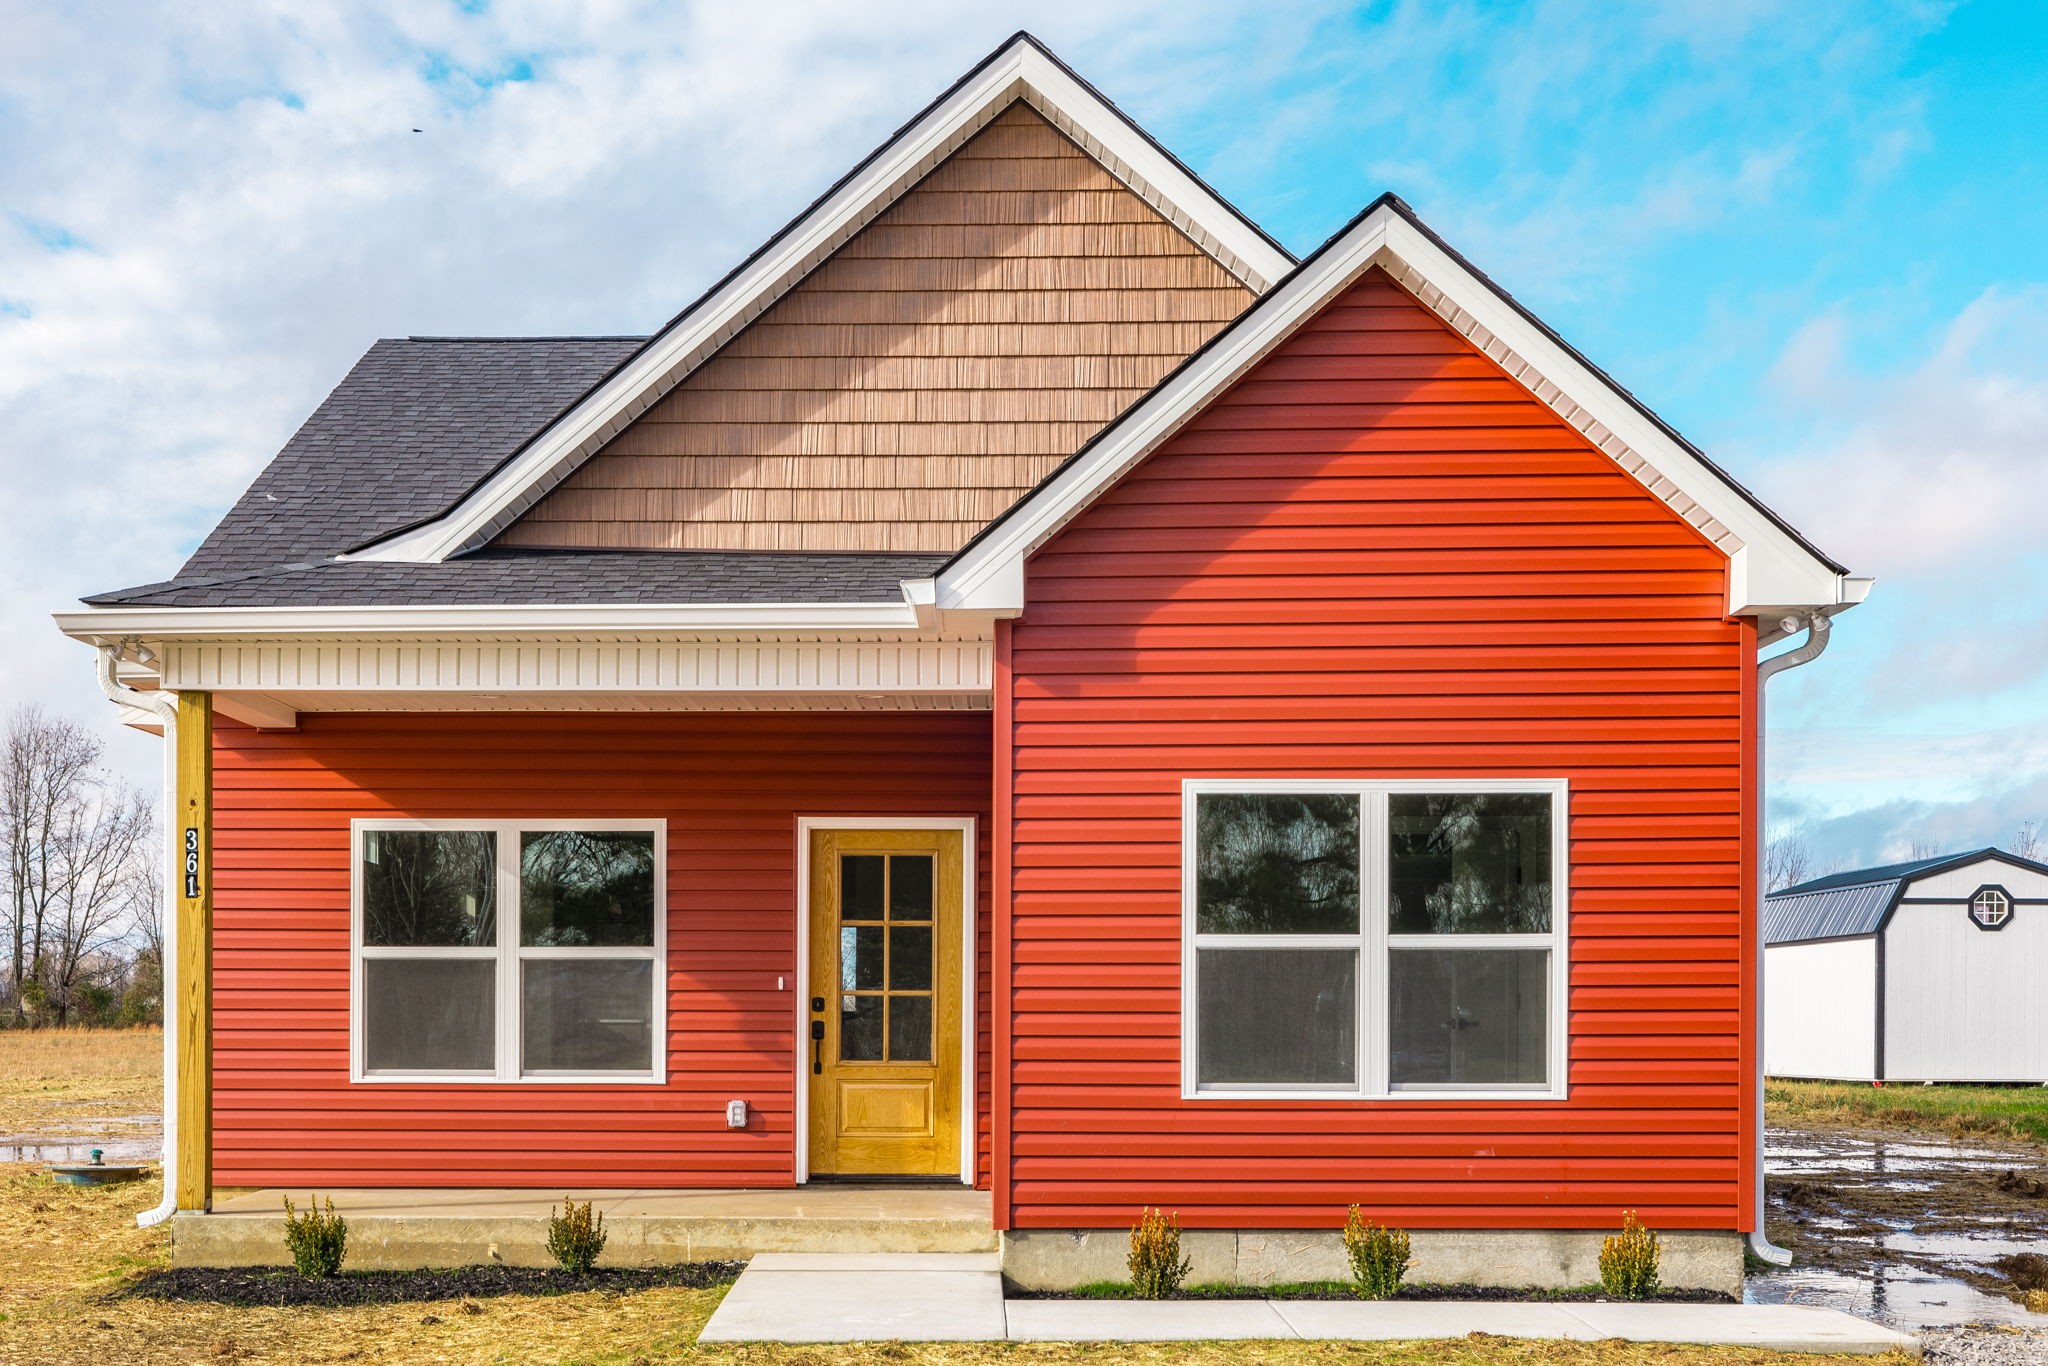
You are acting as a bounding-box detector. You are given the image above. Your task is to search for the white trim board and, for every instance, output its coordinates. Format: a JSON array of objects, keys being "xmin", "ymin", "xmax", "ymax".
[
  {"xmin": 348, "ymin": 817, "xmax": 669, "ymax": 1086},
  {"xmin": 344, "ymin": 33, "xmax": 1292, "ymax": 567},
  {"xmin": 1179, "ymin": 778, "xmax": 1569, "ymax": 1103},
  {"xmin": 793, "ymin": 816, "xmax": 978, "ymax": 1186},
  {"xmin": 938, "ymin": 199, "xmax": 1866, "ymax": 621}
]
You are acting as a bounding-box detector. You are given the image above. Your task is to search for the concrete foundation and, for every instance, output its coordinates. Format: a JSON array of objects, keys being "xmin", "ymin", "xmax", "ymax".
[
  {"xmin": 174, "ymin": 1186, "xmax": 997, "ymax": 1269},
  {"xmin": 999, "ymin": 1227, "xmax": 1745, "ymax": 1299}
]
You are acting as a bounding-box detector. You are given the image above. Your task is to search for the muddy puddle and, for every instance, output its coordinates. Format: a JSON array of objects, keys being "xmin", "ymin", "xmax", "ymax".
[
  {"xmin": 1748, "ymin": 1125, "xmax": 2048, "ymax": 1329},
  {"xmin": 0, "ymin": 1112, "xmax": 160, "ymax": 1165}
]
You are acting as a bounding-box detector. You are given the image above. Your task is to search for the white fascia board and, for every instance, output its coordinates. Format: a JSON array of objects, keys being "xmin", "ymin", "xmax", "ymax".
[
  {"xmin": 940, "ymin": 203, "xmax": 1861, "ymax": 618},
  {"xmin": 1373, "ymin": 215, "xmax": 1853, "ymax": 617},
  {"xmin": 53, "ymin": 600, "xmax": 926, "ymax": 641},
  {"xmin": 347, "ymin": 36, "xmax": 1290, "ymax": 567}
]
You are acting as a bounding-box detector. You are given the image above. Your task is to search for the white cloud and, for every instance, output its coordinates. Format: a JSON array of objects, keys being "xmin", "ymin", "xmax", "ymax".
[
  {"xmin": 0, "ymin": 0, "xmax": 1306, "ymax": 784},
  {"xmin": 1756, "ymin": 286, "xmax": 2048, "ymax": 577}
]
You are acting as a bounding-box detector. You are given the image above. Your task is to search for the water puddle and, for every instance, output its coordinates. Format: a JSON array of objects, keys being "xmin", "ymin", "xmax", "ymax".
[
  {"xmin": 0, "ymin": 1114, "xmax": 161, "ymax": 1165},
  {"xmin": 1749, "ymin": 1125, "xmax": 2048, "ymax": 1329},
  {"xmin": 1748, "ymin": 1263, "xmax": 2035, "ymax": 1330}
]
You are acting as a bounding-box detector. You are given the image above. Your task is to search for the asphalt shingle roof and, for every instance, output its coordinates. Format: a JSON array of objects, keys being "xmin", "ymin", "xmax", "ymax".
[
  {"xmin": 86, "ymin": 553, "xmax": 946, "ymax": 608},
  {"xmin": 84, "ymin": 336, "xmax": 940, "ymax": 608}
]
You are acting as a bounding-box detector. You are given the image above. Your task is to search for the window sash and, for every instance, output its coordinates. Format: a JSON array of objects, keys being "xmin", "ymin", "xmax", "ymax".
[
  {"xmin": 1182, "ymin": 780, "xmax": 1568, "ymax": 1101},
  {"xmin": 351, "ymin": 818, "xmax": 666, "ymax": 1084}
]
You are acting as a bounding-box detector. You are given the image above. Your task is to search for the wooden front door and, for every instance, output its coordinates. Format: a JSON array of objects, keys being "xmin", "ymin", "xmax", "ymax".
[{"xmin": 806, "ymin": 828, "xmax": 963, "ymax": 1178}]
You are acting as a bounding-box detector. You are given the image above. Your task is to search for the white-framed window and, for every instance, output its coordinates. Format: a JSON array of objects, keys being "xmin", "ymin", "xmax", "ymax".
[
  {"xmin": 1181, "ymin": 780, "xmax": 1568, "ymax": 1101},
  {"xmin": 1969, "ymin": 886, "xmax": 2013, "ymax": 930},
  {"xmin": 350, "ymin": 819, "xmax": 666, "ymax": 1084}
]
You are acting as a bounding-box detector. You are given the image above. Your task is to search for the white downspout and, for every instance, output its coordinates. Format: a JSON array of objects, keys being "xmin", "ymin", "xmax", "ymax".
[
  {"xmin": 95, "ymin": 641, "xmax": 182, "ymax": 1229},
  {"xmin": 1747, "ymin": 612, "xmax": 1831, "ymax": 1266}
]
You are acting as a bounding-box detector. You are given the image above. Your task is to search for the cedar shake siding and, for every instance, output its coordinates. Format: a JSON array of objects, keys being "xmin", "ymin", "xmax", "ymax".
[
  {"xmin": 997, "ymin": 267, "xmax": 1756, "ymax": 1231},
  {"xmin": 211, "ymin": 711, "xmax": 994, "ymax": 1189},
  {"xmin": 494, "ymin": 103, "xmax": 1255, "ymax": 555}
]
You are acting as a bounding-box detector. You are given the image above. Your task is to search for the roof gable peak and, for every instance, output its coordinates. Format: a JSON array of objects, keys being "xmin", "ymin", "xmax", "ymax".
[{"xmin": 346, "ymin": 32, "xmax": 1292, "ymax": 567}]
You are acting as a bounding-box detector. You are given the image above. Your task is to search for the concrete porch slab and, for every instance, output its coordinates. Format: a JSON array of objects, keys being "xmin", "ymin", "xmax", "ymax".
[
  {"xmin": 699, "ymin": 1255, "xmax": 1007, "ymax": 1343},
  {"xmin": 181, "ymin": 1185, "xmax": 996, "ymax": 1268}
]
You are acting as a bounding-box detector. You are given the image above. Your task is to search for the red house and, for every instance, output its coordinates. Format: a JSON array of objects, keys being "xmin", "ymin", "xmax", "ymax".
[{"xmin": 58, "ymin": 34, "xmax": 1866, "ymax": 1291}]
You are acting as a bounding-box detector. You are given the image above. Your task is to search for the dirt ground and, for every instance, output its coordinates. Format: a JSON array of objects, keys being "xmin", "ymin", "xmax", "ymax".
[
  {"xmin": 1765, "ymin": 1125, "xmax": 2048, "ymax": 1311},
  {"xmin": 0, "ymin": 1027, "xmax": 159, "ymax": 1155}
]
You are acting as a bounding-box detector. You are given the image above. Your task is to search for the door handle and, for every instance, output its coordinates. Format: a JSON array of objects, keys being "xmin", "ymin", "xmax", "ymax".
[{"xmin": 811, "ymin": 1018, "xmax": 825, "ymax": 1075}]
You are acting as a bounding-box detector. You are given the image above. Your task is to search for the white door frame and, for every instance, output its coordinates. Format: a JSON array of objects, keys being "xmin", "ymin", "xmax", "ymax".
[{"xmin": 794, "ymin": 815, "xmax": 977, "ymax": 1185}]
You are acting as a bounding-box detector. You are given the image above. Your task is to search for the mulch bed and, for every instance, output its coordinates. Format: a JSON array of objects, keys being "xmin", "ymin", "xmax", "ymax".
[
  {"xmin": 1008, "ymin": 1282, "xmax": 1733, "ymax": 1304},
  {"xmin": 119, "ymin": 1261, "xmax": 744, "ymax": 1308}
]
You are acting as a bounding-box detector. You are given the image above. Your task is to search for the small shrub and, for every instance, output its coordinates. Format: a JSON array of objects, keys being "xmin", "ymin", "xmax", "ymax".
[
  {"xmin": 2025, "ymin": 1288, "xmax": 2048, "ymax": 1315},
  {"xmin": 1127, "ymin": 1207, "xmax": 1192, "ymax": 1299},
  {"xmin": 1598, "ymin": 1210, "xmax": 1660, "ymax": 1299},
  {"xmin": 1342, "ymin": 1206, "xmax": 1410, "ymax": 1300},
  {"xmin": 546, "ymin": 1199, "xmax": 608, "ymax": 1274},
  {"xmin": 281, "ymin": 1194, "xmax": 348, "ymax": 1277}
]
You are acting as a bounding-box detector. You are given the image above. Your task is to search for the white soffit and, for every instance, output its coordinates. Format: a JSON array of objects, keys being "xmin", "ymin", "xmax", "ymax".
[
  {"xmin": 345, "ymin": 33, "xmax": 1293, "ymax": 567},
  {"xmin": 937, "ymin": 200, "xmax": 1860, "ymax": 619}
]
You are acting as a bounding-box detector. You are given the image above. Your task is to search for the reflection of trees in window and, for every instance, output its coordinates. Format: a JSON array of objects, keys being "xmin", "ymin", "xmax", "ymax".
[
  {"xmin": 1196, "ymin": 794, "xmax": 1359, "ymax": 934},
  {"xmin": 521, "ymin": 831, "xmax": 656, "ymax": 947},
  {"xmin": 1389, "ymin": 794, "xmax": 1550, "ymax": 934},
  {"xmin": 362, "ymin": 830, "xmax": 495, "ymax": 946}
]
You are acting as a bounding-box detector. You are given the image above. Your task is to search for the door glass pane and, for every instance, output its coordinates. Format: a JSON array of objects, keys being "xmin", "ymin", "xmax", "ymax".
[
  {"xmin": 840, "ymin": 994, "xmax": 884, "ymax": 1061},
  {"xmin": 1389, "ymin": 948, "xmax": 1548, "ymax": 1087},
  {"xmin": 842, "ymin": 925, "xmax": 885, "ymax": 990},
  {"xmin": 889, "ymin": 925, "xmax": 933, "ymax": 990},
  {"xmin": 889, "ymin": 855, "xmax": 934, "ymax": 920},
  {"xmin": 889, "ymin": 995, "xmax": 933, "ymax": 1062},
  {"xmin": 363, "ymin": 958, "xmax": 494, "ymax": 1072},
  {"xmin": 520, "ymin": 830, "xmax": 657, "ymax": 947},
  {"xmin": 1197, "ymin": 948, "xmax": 1356, "ymax": 1086},
  {"xmin": 1195, "ymin": 794, "xmax": 1360, "ymax": 934},
  {"xmin": 362, "ymin": 830, "xmax": 496, "ymax": 946},
  {"xmin": 842, "ymin": 855, "xmax": 885, "ymax": 920},
  {"xmin": 1388, "ymin": 793, "xmax": 1552, "ymax": 934},
  {"xmin": 522, "ymin": 959, "xmax": 656, "ymax": 1073}
]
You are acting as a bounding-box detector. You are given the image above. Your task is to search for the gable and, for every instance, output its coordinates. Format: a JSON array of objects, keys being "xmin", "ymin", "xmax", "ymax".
[
  {"xmin": 940, "ymin": 197, "xmax": 1862, "ymax": 620},
  {"xmin": 1039, "ymin": 265, "xmax": 1737, "ymax": 597},
  {"xmin": 493, "ymin": 105, "xmax": 1254, "ymax": 555}
]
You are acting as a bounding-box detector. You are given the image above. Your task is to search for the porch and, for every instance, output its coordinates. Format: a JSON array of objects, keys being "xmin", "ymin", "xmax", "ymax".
[{"xmin": 175, "ymin": 1184, "xmax": 996, "ymax": 1269}]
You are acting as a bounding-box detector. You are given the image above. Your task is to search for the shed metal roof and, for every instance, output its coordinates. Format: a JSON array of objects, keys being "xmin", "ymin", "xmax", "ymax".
[{"xmin": 1764, "ymin": 847, "xmax": 2048, "ymax": 944}]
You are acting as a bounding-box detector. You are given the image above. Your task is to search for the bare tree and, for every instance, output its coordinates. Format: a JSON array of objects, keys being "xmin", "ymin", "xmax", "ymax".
[
  {"xmin": 1908, "ymin": 840, "xmax": 1942, "ymax": 860},
  {"xmin": 2013, "ymin": 820, "xmax": 2042, "ymax": 862},
  {"xmin": 1764, "ymin": 832, "xmax": 1814, "ymax": 892},
  {"xmin": 0, "ymin": 706, "xmax": 157, "ymax": 1025}
]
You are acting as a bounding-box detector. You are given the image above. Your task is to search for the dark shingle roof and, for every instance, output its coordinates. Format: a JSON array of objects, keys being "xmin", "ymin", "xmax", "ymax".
[
  {"xmin": 176, "ymin": 337, "xmax": 646, "ymax": 578},
  {"xmin": 83, "ymin": 336, "xmax": 940, "ymax": 608},
  {"xmin": 83, "ymin": 552, "xmax": 944, "ymax": 608}
]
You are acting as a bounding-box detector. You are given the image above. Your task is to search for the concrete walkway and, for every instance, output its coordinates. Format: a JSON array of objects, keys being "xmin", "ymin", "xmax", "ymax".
[{"xmin": 697, "ymin": 1254, "xmax": 1918, "ymax": 1354}]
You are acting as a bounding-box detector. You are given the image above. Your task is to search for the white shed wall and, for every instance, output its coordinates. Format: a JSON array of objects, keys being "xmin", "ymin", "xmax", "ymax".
[
  {"xmin": 1885, "ymin": 861, "xmax": 2048, "ymax": 1082},
  {"xmin": 1764, "ymin": 937, "xmax": 1876, "ymax": 1081}
]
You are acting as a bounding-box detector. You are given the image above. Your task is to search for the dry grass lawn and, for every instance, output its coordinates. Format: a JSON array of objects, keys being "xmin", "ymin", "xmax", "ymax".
[
  {"xmin": 0, "ymin": 1027, "xmax": 160, "ymax": 1143},
  {"xmin": 0, "ymin": 1029, "xmax": 1910, "ymax": 1365}
]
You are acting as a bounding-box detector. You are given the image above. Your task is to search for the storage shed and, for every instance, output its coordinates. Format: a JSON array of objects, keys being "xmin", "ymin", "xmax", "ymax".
[{"xmin": 1764, "ymin": 849, "xmax": 2048, "ymax": 1083}]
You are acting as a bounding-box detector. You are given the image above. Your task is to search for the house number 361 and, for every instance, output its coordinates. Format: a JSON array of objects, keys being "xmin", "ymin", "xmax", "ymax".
[{"xmin": 183, "ymin": 827, "xmax": 200, "ymax": 898}]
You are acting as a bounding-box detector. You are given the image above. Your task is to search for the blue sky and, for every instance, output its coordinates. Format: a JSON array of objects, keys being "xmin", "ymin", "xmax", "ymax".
[{"xmin": 3, "ymin": 1, "xmax": 2044, "ymax": 869}]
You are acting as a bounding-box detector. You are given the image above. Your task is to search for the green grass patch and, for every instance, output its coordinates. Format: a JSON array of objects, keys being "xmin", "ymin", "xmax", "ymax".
[{"xmin": 1768, "ymin": 1079, "xmax": 2048, "ymax": 1146}]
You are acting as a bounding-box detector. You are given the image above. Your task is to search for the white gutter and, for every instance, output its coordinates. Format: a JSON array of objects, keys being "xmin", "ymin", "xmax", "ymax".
[
  {"xmin": 1748, "ymin": 611, "xmax": 1832, "ymax": 1266},
  {"xmin": 96, "ymin": 642, "xmax": 182, "ymax": 1229}
]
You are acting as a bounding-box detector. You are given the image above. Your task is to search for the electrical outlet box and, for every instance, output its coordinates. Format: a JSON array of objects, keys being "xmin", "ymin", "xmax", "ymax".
[{"xmin": 725, "ymin": 1099, "xmax": 748, "ymax": 1129}]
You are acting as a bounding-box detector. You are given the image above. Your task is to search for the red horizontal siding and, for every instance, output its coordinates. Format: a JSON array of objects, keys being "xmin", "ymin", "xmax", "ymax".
[
  {"xmin": 999, "ymin": 266, "xmax": 1755, "ymax": 1232},
  {"xmin": 211, "ymin": 711, "xmax": 992, "ymax": 1189}
]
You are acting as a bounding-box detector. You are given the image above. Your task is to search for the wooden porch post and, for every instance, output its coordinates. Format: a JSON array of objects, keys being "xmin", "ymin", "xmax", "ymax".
[{"xmin": 175, "ymin": 691, "xmax": 213, "ymax": 1211}]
